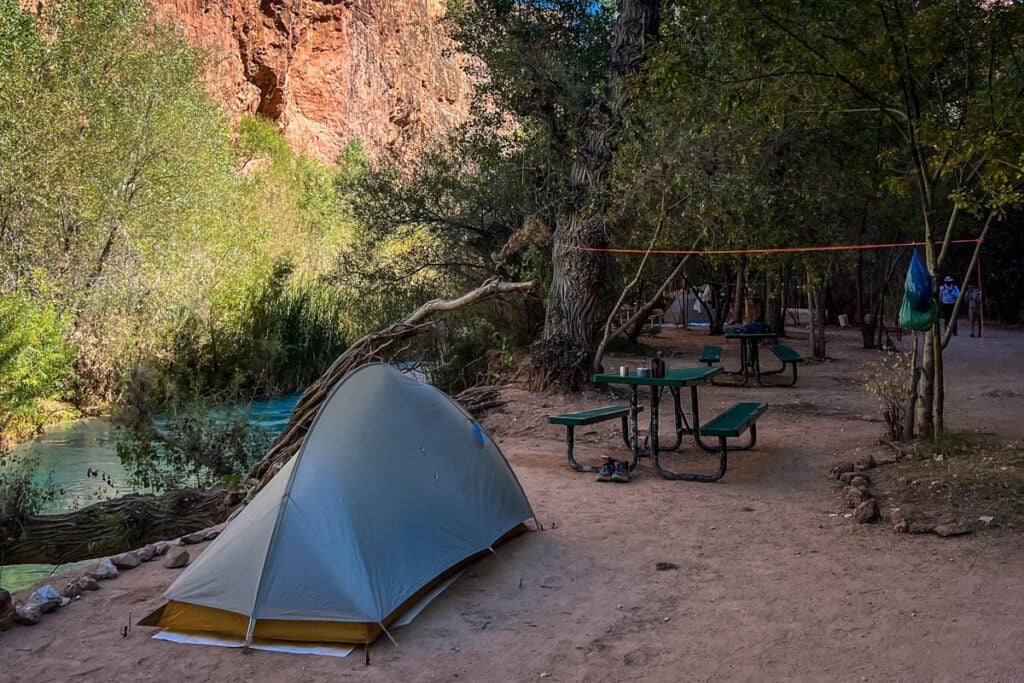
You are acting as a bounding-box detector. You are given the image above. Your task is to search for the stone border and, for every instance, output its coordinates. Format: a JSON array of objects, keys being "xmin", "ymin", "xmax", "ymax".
[{"xmin": 0, "ymin": 522, "xmax": 225, "ymax": 632}]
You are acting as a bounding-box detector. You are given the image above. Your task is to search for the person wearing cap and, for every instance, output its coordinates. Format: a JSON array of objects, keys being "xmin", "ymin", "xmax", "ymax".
[{"xmin": 939, "ymin": 276, "xmax": 961, "ymax": 335}]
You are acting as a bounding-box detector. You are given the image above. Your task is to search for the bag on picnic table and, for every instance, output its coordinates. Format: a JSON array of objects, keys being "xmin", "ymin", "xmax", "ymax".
[{"xmin": 899, "ymin": 249, "xmax": 939, "ymax": 331}]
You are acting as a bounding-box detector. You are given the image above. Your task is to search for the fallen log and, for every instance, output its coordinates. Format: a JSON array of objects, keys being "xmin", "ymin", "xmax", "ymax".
[
  {"xmin": 0, "ymin": 486, "xmax": 231, "ymax": 566},
  {"xmin": 245, "ymin": 277, "xmax": 534, "ymax": 494},
  {"xmin": 454, "ymin": 385, "xmax": 510, "ymax": 418},
  {"xmin": 0, "ymin": 279, "xmax": 532, "ymax": 567}
]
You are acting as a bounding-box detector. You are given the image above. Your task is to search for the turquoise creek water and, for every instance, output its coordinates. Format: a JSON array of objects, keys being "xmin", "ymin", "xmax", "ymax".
[{"xmin": 1, "ymin": 394, "xmax": 299, "ymax": 592}]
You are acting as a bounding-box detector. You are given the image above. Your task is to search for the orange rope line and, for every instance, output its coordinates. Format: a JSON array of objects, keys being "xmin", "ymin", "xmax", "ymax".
[{"xmin": 577, "ymin": 238, "xmax": 983, "ymax": 256}]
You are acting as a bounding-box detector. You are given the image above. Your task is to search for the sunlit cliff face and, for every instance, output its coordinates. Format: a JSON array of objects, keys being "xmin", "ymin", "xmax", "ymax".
[{"xmin": 150, "ymin": 0, "xmax": 473, "ymax": 163}]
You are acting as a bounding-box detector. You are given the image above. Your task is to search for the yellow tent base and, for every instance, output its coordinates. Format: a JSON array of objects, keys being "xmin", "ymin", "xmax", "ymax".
[
  {"xmin": 142, "ymin": 523, "xmax": 528, "ymax": 645},
  {"xmin": 155, "ymin": 600, "xmax": 379, "ymax": 644}
]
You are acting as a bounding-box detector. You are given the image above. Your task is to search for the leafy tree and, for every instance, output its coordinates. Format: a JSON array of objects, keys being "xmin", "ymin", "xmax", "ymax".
[
  {"xmin": 0, "ymin": 294, "xmax": 73, "ymax": 435},
  {"xmin": 737, "ymin": 0, "xmax": 1024, "ymax": 436}
]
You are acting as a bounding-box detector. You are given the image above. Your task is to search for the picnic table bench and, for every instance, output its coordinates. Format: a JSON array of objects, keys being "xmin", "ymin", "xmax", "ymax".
[
  {"xmin": 763, "ymin": 344, "xmax": 803, "ymax": 386},
  {"xmin": 698, "ymin": 344, "xmax": 721, "ymax": 366},
  {"xmin": 548, "ymin": 405, "xmax": 643, "ymax": 473},
  {"xmin": 690, "ymin": 402, "xmax": 768, "ymax": 482}
]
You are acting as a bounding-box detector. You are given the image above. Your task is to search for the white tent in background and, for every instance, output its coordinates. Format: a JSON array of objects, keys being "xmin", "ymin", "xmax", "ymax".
[
  {"xmin": 664, "ymin": 286, "xmax": 714, "ymax": 326},
  {"xmin": 142, "ymin": 363, "xmax": 534, "ymax": 646}
]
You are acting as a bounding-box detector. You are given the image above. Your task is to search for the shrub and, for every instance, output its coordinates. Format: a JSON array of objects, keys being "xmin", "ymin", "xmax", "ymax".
[
  {"xmin": 0, "ymin": 450, "xmax": 64, "ymax": 521},
  {"xmin": 116, "ymin": 410, "xmax": 274, "ymax": 492},
  {"xmin": 861, "ymin": 351, "xmax": 914, "ymax": 441},
  {"xmin": 0, "ymin": 294, "xmax": 73, "ymax": 434}
]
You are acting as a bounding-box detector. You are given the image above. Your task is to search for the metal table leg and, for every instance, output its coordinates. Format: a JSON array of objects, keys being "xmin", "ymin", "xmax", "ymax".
[
  {"xmin": 713, "ymin": 340, "xmax": 751, "ymax": 387},
  {"xmin": 649, "ymin": 381, "xmax": 661, "ymax": 472},
  {"xmin": 693, "ymin": 383, "xmax": 759, "ymax": 454},
  {"xmin": 626, "ymin": 385, "xmax": 640, "ymax": 472},
  {"xmin": 657, "ymin": 387, "xmax": 687, "ymax": 451}
]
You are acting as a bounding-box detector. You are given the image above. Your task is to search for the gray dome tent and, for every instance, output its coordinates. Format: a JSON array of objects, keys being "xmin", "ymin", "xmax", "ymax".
[{"xmin": 141, "ymin": 363, "xmax": 534, "ymax": 645}]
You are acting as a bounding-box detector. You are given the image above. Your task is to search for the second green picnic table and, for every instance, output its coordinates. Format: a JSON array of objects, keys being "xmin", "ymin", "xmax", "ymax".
[{"xmin": 592, "ymin": 366, "xmax": 724, "ymax": 480}]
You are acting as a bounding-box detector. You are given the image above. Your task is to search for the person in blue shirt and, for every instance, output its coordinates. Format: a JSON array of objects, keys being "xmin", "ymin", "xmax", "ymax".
[{"xmin": 939, "ymin": 276, "xmax": 960, "ymax": 335}]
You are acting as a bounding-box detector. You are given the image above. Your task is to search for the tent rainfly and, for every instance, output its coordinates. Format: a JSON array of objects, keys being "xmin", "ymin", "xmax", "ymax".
[{"xmin": 141, "ymin": 363, "xmax": 535, "ymax": 646}]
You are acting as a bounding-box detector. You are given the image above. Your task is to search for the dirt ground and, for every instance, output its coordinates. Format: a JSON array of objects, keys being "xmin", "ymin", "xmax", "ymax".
[{"xmin": 2, "ymin": 325, "xmax": 1023, "ymax": 682}]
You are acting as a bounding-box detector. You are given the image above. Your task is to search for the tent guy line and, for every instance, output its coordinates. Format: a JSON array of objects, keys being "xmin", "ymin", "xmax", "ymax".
[{"xmin": 572, "ymin": 238, "xmax": 983, "ymax": 256}]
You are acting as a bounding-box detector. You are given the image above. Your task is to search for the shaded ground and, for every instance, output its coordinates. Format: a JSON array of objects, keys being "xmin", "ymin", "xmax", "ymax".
[
  {"xmin": 869, "ymin": 436, "xmax": 1024, "ymax": 532},
  {"xmin": 1, "ymin": 325, "xmax": 1022, "ymax": 681}
]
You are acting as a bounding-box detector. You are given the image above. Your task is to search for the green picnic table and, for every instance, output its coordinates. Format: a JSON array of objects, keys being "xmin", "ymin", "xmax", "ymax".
[
  {"xmin": 592, "ymin": 366, "xmax": 726, "ymax": 480},
  {"xmin": 720, "ymin": 328, "xmax": 778, "ymax": 386},
  {"xmin": 718, "ymin": 327, "xmax": 804, "ymax": 387}
]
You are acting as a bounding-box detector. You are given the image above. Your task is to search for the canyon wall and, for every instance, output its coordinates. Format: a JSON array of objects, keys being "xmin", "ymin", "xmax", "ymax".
[{"xmin": 151, "ymin": 0, "xmax": 472, "ymax": 162}]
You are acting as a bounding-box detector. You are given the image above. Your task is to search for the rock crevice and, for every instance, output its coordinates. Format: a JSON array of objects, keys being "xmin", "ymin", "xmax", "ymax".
[{"xmin": 152, "ymin": 0, "xmax": 471, "ymax": 161}]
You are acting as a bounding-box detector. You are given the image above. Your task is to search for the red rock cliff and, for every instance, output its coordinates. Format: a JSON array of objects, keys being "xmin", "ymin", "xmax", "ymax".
[{"xmin": 151, "ymin": 0, "xmax": 471, "ymax": 162}]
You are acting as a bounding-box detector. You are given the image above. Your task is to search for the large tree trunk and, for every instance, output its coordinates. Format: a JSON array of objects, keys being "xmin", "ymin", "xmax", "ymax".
[
  {"xmin": 1, "ymin": 487, "xmax": 231, "ymax": 566},
  {"xmin": 708, "ymin": 272, "xmax": 731, "ymax": 335},
  {"xmin": 731, "ymin": 262, "xmax": 746, "ymax": 325},
  {"xmin": 532, "ymin": 0, "xmax": 661, "ymax": 391}
]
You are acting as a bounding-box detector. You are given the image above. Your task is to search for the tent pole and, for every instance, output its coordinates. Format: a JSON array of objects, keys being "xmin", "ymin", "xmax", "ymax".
[
  {"xmin": 242, "ymin": 616, "xmax": 257, "ymax": 651},
  {"xmin": 379, "ymin": 622, "xmax": 398, "ymax": 648}
]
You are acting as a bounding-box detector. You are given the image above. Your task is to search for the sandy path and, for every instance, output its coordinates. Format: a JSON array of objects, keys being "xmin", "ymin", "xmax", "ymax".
[{"xmin": 2, "ymin": 327, "xmax": 1022, "ymax": 682}]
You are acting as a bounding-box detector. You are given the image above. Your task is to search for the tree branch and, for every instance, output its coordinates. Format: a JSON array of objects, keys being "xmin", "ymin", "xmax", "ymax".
[{"xmin": 245, "ymin": 278, "xmax": 536, "ymax": 494}]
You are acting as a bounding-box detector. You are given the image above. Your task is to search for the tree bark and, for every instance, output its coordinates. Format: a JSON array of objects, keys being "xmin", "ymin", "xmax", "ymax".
[
  {"xmin": 1, "ymin": 487, "xmax": 231, "ymax": 565},
  {"xmin": 532, "ymin": 0, "xmax": 661, "ymax": 390},
  {"xmin": 807, "ymin": 270, "xmax": 828, "ymax": 360},
  {"xmin": 732, "ymin": 261, "xmax": 746, "ymax": 325},
  {"xmin": 915, "ymin": 328, "xmax": 935, "ymax": 440},
  {"xmin": 903, "ymin": 332, "xmax": 920, "ymax": 441}
]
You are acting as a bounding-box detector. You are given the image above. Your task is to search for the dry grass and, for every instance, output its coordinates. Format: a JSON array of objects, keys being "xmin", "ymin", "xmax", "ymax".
[{"xmin": 873, "ymin": 434, "xmax": 1024, "ymax": 532}]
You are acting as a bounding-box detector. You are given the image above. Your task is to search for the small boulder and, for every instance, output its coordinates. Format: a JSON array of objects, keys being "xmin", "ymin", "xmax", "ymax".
[
  {"xmin": 849, "ymin": 475, "xmax": 871, "ymax": 488},
  {"xmin": 202, "ymin": 525, "xmax": 223, "ymax": 541},
  {"xmin": 111, "ymin": 551, "xmax": 142, "ymax": 570},
  {"xmin": 14, "ymin": 602, "xmax": 41, "ymax": 626},
  {"xmin": 76, "ymin": 576, "xmax": 100, "ymax": 592},
  {"xmin": 88, "ymin": 558, "xmax": 119, "ymax": 581},
  {"xmin": 26, "ymin": 585, "xmax": 69, "ymax": 614},
  {"xmin": 137, "ymin": 544, "xmax": 157, "ymax": 562},
  {"xmin": 180, "ymin": 531, "xmax": 206, "ymax": 545},
  {"xmin": 854, "ymin": 499, "xmax": 880, "ymax": 524},
  {"xmin": 855, "ymin": 454, "xmax": 876, "ymax": 471},
  {"xmin": 846, "ymin": 486, "xmax": 871, "ymax": 509},
  {"xmin": 890, "ymin": 508, "xmax": 909, "ymax": 533},
  {"xmin": 61, "ymin": 575, "xmax": 101, "ymax": 599},
  {"xmin": 0, "ymin": 588, "xmax": 15, "ymax": 632},
  {"xmin": 163, "ymin": 547, "xmax": 190, "ymax": 569},
  {"xmin": 934, "ymin": 522, "xmax": 972, "ymax": 537},
  {"xmin": 152, "ymin": 541, "xmax": 171, "ymax": 557},
  {"xmin": 830, "ymin": 462, "xmax": 856, "ymax": 479},
  {"xmin": 909, "ymin": 522, "xmax": 935, "ymax": 534}
]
